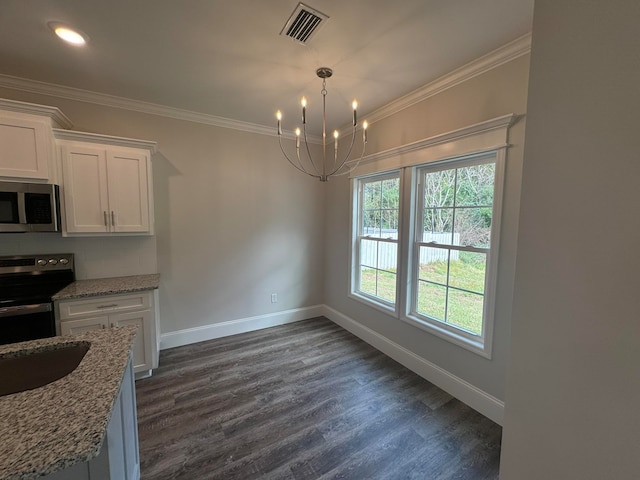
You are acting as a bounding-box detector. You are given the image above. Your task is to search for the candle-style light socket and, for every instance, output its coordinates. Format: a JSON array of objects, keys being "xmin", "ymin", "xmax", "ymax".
[
  {"xmin": 352, "ymin": 100, "xmax": 358, "ymax": 126},
  {"xmin": 301, "ymin": 97, "xmax": 307, "ymax": 124}
]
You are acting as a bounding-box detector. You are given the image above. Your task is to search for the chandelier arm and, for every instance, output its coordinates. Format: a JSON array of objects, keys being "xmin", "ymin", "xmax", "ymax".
[
  {"xmin": 278, "ymin": 134, "xmax": 320, "ymax": 179},
  {"xmin": 301, "ymin": 123, "xmax": 322, "ymax": 176},
  {"xmin": 327, "ymin": 125, "xmax": 358, "ymax": 177},
  {"xmin": 328, "ymin": 142, "xmax": 367, "ymax": 177}
]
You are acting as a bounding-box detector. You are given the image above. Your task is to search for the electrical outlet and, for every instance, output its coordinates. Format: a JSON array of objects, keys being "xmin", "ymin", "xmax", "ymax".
[{"xmin": 271, "ymin": 293, "xmax": 278, "ymax": 303}]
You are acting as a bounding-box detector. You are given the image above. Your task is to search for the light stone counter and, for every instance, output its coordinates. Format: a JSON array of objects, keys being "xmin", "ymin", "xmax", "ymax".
[
  {"xmin": 0, "ymin": 327, "xmax": 137, "ymax": 480},
  {"xmin": 52, "ymin": 274, "xmax": 160, "ymax": 301}
]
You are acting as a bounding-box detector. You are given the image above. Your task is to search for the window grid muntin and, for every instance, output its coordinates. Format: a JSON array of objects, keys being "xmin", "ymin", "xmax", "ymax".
[{"xmin": 413, "ymin": 156, "xmax": 496, "ymax": 338}]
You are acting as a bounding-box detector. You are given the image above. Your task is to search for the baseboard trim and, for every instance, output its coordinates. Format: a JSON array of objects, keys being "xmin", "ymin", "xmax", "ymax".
[
  {"xmin": 159, "ymin": 305, "xmax": 324, "ymax": 350},
  {"xmin": 322, "ymin": 305, "xmax": 505, "ymax": 425}
]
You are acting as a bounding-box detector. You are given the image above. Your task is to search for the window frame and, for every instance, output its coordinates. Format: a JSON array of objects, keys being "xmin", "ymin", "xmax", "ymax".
[
  {"xmin": 401, "ymin": 151, "xmax": 505, "ymax": 358},
  {"xmin": 349, "ymin": 170, "xmax": 402, "ymax": 315}
]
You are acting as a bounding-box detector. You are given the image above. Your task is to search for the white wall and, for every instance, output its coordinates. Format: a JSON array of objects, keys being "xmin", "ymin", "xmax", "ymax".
[
  {"xmin": 0, "ymin": 88, "xmax": 325, "ymax": 335},
  {"xmin": 500, "ymin": 1, "xmax": 640, "ymax": 477},
  {"xmin": 323, "ymin": 55, "xmax": 530, "ymax": 402}
]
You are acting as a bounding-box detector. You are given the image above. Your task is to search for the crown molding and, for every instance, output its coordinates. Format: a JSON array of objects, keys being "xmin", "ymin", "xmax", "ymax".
[
  {"xmin": 0, "ymin": 73, "xmax": 324, "ymax": 144},
  {"xmin": 357, "ymin": 33, "xmax": 532, "ymax": 128},
  {"xmin": 0, "ymin": 97, "xmax": 73, "ymax": 129},
  {"xmin": 53, "ymin": 128, "xmax": 157, "ymax": 153},
  {"xmin": 0, "ymin": 34, "xmax": 530, "ymax": 140},
  {"xmin": 0, "ymin": 73, "xmax": 281, "ymax": 137}
]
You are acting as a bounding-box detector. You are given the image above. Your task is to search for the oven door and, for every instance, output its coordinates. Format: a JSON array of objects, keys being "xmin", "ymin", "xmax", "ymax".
[{"xmin": 0, "ymin": 303, "xmax": 56, "ymax": 345}]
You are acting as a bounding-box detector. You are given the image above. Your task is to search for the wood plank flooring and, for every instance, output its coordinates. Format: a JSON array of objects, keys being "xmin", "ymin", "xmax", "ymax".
[{"xmin": 135, "ymin": 317, "xmax": 502, "ymax": 479}]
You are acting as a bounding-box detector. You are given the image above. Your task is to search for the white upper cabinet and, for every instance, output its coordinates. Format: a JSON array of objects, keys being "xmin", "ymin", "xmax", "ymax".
[
  {"xmin": 106, "ymin": 149, "xmax": 150, "ymax": 233},
  {"xmin": 56, "ymin": 130, "xmax": 156, "ymax": 236},
  {"xmin": 0, "ymin": 99, "xmax": 72, "ymax": 182}
]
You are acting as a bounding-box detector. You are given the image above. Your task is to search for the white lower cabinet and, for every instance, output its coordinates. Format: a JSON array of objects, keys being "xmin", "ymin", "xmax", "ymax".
[
  {"xmin": 43, "ymin": 356, "xmax": 140, "ymax": 480},
  {"xmin": 57, "ymin": 291, "xmax": 159, "ymax": 377}
]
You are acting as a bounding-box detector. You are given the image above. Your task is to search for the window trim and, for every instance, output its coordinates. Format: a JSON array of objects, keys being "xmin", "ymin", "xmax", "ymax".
[{"xmin": 402, "ymin": 151, "xmax": 505, "ymax": 358}]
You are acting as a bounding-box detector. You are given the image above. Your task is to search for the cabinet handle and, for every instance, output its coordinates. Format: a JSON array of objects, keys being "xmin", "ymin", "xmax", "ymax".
[
  {"xmin": 111, "ymin": 211, "xmax": 116, "ymax": 226},
  {"xmin": 96, "ymin": 304, "xmax": 119, "ymax": 309},
  {"xmin": 103, "ymin": 211, "xmax": 108, "ymax": 227}
]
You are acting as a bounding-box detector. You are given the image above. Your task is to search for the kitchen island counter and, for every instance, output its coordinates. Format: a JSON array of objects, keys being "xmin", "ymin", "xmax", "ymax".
[
  {"xmin": 0, "ymin": 327, "xmax": 137, "ymax": 480},
  {"xmin": 52, "ymin": 274, "xmax": 160, "ymax": 301}
]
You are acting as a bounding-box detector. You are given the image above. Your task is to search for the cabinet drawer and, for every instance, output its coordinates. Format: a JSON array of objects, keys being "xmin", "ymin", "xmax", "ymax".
[{"xmin": 58, "ymin": 292, "xmax": 152, "ymax": 320}]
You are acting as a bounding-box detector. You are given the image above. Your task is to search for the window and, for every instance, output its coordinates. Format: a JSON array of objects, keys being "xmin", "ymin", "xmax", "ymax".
[
  {"xmin": 350, "ymin": 153, "xmax": 504, "ymax": 356},
  {"xmin": 352, "ymin": 172, "xmax": 400, "ymax": 310},
  {"xmin": 349, "ymin": 115, "xmax": 511, "ymax": 356},
  {"xmin": 410, "ymin": 155, "xmax": 499, "ymax": 349}
]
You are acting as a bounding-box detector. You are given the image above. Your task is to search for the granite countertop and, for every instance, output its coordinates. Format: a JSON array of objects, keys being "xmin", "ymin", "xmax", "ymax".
[
  {"xmin": 52, "ymin": 273, "xmax": 160, "ymax": 301},
  {"xmin": 0, "ymin": 327, "xmax": 137, "ymax": 480}
]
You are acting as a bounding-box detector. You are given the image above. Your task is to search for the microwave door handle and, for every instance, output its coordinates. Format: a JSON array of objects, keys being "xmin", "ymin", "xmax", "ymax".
[{"xmin": 17, "ymin": 192, "xmax": 27, "ymax": 224}]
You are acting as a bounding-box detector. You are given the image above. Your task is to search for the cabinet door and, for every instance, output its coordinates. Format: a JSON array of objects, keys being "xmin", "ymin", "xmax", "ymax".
[
  {"xmin": 0, "ymin": 115, "xmax": 50, "ymax": 180},
  {"xmin": 60, "ymin": 316, "xmax": 109, "ymax": 335},
  {"xmin": 110, "ymin": 310, "xmax": 152, "ymax": 372},
  {"xmin": 62, "ymin": 145, "xmax": 110, "ymax": 233},
  {"xmin": 106, "ymin": 150, "xmax": 150, "ymax": 233}
]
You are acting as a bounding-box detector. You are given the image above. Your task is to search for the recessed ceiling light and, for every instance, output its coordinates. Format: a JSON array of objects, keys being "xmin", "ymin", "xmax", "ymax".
[{"xmin": 48, "ymin": 22, "xmax": 88, "ymax": 45}]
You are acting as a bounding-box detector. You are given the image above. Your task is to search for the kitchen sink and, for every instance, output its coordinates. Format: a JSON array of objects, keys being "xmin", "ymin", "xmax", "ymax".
[{"xmin": 0, "ymin": 342, "xmax": 90, "ymax": 397}]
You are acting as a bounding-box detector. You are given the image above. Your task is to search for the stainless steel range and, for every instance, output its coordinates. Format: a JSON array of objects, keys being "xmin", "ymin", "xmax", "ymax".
[{"xmin": 0, "ymin": 253, "xmax": 74, "ymax": 345}]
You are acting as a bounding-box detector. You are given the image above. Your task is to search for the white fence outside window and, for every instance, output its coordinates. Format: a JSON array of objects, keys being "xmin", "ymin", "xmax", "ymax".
[{"xmin": 361, "ymin": 231, "xmax": 459, "ymax": 270}]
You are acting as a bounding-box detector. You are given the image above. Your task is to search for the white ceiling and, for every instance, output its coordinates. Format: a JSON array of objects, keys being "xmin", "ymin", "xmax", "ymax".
[{"xmin": 0, "ymin": 0, "xmax": 533, "ymax": 134}]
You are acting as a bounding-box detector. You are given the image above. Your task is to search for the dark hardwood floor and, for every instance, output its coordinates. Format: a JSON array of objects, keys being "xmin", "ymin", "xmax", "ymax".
[{"xmin": 135, "ymin": 317, "xmax": 502, "ymax": 479}]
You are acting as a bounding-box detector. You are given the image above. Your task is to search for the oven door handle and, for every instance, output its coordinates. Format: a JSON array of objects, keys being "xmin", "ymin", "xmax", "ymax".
[{"xmin": 0, "ymin": 303, "xmax": 52, "ymax": 318}]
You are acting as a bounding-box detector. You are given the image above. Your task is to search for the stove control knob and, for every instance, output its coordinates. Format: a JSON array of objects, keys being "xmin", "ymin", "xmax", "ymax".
[
  {"xmin": 37, "ymin": 259, "xmax": 47, "ymax": 266},
  {"xmin": 59, "ymin": 258, "xmax": 69, "ymax": 265},
  {"xmin": 48, "ymin": 258, "xmax": 58, "ymax": 265}
]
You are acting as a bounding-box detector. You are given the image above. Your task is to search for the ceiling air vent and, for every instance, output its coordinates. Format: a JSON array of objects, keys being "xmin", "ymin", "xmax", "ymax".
[{"xmin": 280, "ymin": 2, "xmax": 329, "ymax": 45}]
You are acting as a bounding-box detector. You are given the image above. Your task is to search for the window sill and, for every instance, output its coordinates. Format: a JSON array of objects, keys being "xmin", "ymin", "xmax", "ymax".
[
  {"xmin": 400, "ymin": 314, "xmax": 492, "ymax": 359},
  {"xmin": 348, "ymin": 291, "xmax": 397, "ymax": 317}
]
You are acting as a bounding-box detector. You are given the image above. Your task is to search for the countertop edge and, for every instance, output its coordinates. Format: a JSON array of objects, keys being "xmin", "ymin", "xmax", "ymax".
[{"xmin": 52, "ymin": 273, "xmax": 160, "ymax": 301}]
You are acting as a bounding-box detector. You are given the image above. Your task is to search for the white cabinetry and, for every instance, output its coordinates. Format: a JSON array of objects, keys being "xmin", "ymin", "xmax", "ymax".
[
  {"xmin": 44, "ymin": 356, "xmax": 140, "ymax": 480},
  {"xmin": 0, "ymin": 99, "xmax": 72, "ymax": 182},
  {"xmin": 58, "ymin": 290, "xmax": 159, "ymax": 377},
  {"xmin": 55, "ymin": 130, "xmax": 156, "ymax": 236}
]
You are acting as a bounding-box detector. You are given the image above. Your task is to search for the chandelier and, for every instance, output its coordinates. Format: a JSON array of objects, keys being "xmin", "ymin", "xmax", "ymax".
[{"xmin": 276, "ymin": 67, "xmax": 368, "ymax": 182}]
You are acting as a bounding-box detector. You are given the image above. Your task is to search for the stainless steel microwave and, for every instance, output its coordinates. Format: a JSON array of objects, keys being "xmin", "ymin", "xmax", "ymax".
[{"xmin": 0, "ymin": 181, "xmax": 61, "ymax": 233}]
